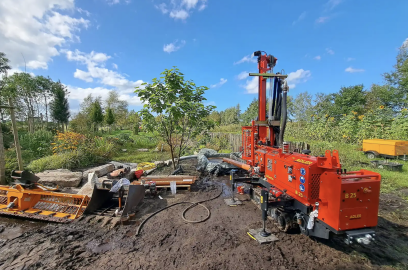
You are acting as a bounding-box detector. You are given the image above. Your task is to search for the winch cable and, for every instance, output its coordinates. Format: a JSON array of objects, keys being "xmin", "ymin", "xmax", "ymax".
[{"xmin": 136, "ymin": 183, "xmax": 223, "ymax": 236}]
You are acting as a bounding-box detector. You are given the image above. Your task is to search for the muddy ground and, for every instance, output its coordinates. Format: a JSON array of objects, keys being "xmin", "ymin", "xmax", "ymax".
[{"xmin": 0, "ymin": 163, "xmax": 407, "ymax": 269}]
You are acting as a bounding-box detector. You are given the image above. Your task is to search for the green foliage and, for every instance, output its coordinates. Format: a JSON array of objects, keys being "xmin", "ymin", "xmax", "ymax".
[
  {"xmin": 383, "ymin": 45, "xmax": 408, "ymax": 107},
  {"xmin": 105, "ymin": 107, "xmax": 115, "ymax": 126},
  {"xmin": 291, "ymin": 92, "xmax": 314, "ymax": 122},
  {"xmin": 220, "ymin": 105, "xmax": 240, "ymax": 125},
  {"xmin": 135, "ymin": 67, "xmax": 215, "ymax": 168},
  {"xmin": 90, "ymin": 100, "xmax": 103, "ymax": 128},
  {"xmin": 19, "ymin": 130, "xmax": 54, "ymax": 157},
  {"xmin": 241, "ymin": 98, "xmax": 258, "ymax": 125},
  {"xmin": 50, "ymin": 82, "xmax": 70, "ymax": 126},
  {"xmin": 333, "ymin": 85, "xmax": 366, "ymax": 115},
  {"xmin": 28, "ymin": 134, "xmax": 118, "ymax": 172},
  {"xmin": 286, "ymin": 106, "xmax": 408, "ymax": 144}
]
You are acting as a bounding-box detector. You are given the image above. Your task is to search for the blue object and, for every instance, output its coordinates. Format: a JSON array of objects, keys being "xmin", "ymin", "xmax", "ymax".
[
  {"xmin": 300, "ymin": 176, "xmax": 305, "ymax": 184},
  {"xmin": 299, "ymin": 184, "xmax": 305, "ymax": 192},
  {"xmin": 300, "ymin": 168, "xmax": 306, "ymax": 175}
]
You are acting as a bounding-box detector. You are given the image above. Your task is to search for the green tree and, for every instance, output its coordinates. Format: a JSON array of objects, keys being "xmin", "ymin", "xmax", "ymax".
[
  {"xmin": 127, "ymin": 110, "xmax": 141, "ymax": 134},
  {"xmin": 208, "ymin": 111, "xmax": 221, "ymax": 125},
  {"xmin": 220, "ymin": 106, "xmax": 240, "ymax": 125},
  {"xmin": 105, "ymin": 91, "xmax": 128, "ymax": 129},
  {"xmin": 135, "ymin": 67, "xmax": 215, "ymax": 169},
  {"xmin": 383, "ymin": 45, "xmax": 408, "ymax": 109},
  {"xmin": 332, "ymin": 85, "xmax": 367, "ymax": 115},
  {"xmin": 312, "ymin": 93, "xmax": 335, "ymax": 116},
  {"xmin": 90, "ymin": 100, "xmax": 103, "ymax": 131},
  {"xmin": 291, "ymin": 92, "xmax": 313, "ymax": 124},
  {"xmin": 50, "ymin": 82, "xmax": 70, "ymax": 131},
  {"xmin": 105, "ymin": 107, "xmax": 115, "ymax": 133},
  {"xmin": 241, "ymin": 98, "xmax": 258, "ymax": 125}
]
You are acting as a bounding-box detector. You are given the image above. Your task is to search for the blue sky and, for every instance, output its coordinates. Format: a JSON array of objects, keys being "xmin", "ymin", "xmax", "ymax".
[{"xmin": 1, "ymin": 0, "xmax": 407, "ymax": 113}]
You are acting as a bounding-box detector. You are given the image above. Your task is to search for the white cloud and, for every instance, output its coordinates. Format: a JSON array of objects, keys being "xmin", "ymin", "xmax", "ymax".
[
  {"xmin": 326, "ymin": 48, "xmax": 335, "ymax": 55},
  {"xmin": 286, "ymin": 69, "xmax": 312, "ymax": 89},
  {"xmin": 74, "ymin": 69, "xmax": 93, "ymax": 82},
  {"xmin": 234, "ymin": 53, "xmax": 257, "ymax": 65},
  {"xmin": 198, "ymin": 3, "xmax": 207, "ymax": 11},
  {"xmin": 155, "ymin": 3, "xmax": 169, "ymax": 14},
  {"xmin": 237, "ymin": 71, "xmax": 249, "ymax": 80},
  {"xmin": 65, "ymin": 49, "xmax": 145, "ymax": 96},
  {"xmin": 345, "ymin": 67, "xmax": 365, "ymax": 73},
  {"xmin": 107, "ymin": 0, "xmax": 120, "ymax": 5},
  {"xmin": 293, "ymin": 12, "xmax": 306, "ymax": 25},
  {"xmin": 77, "ymin": 8, "xmax": 91, "ymax": 17},
  {"xmin": 346, "ymin": 57, "xmax": 355, "ymax": 61},
  {"xmin": 0, "ymin": 0, "xmax": 90, "ymax": 70},
  {"xmin": 210, "ymin": 78, "xmax": 227, "ymax": 88},
  {"xmin": 112, "ymin": 63, "xmax": 118, "ymax": 69},
  {"xmin": 156, "ymin": 0, "xmax": 206, "ymax": 20},
  {"xmin": 163, "ymin": 40, "xmax": 186, "ymax": 53},
  {"xmin": 244, "ymin": 77, "xmax": 258, "ymax": 94},
  {"xmin": 402, "ymin": 38, "xmax": 408, "ymax": 48},
  {"xmin": 182, "ymin": 0, "xmax": 199, "ymax": 9},
  {"xmin": 170, "ymin": 9, "xmax": 189, "ymax": 20},
  {"xmin": 314, "ymin": 55, "xmax": 321, "ymax": 60},
  {"xmin": 316, "ymin": 16, "xmax": 329, "ymax": 24},
  {"xmin": 324, "ymin": 0, "xmax": 343, "ymax": 11}
]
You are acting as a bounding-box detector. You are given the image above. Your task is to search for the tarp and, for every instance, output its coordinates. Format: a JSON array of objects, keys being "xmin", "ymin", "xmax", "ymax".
[{"xmin": 196, "ymin": 148, "xmax": 242, "ymax": 176}]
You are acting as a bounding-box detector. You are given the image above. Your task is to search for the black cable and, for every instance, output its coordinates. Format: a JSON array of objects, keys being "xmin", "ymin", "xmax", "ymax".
[{"xmin": 136, "ymin": 184, "xmax": 223, "ymax": 236}]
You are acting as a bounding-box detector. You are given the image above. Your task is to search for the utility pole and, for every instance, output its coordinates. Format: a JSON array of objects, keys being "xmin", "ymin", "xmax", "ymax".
[{"xmin": 6, "ymin": 99, "xmax": 23, "ymax": 170}]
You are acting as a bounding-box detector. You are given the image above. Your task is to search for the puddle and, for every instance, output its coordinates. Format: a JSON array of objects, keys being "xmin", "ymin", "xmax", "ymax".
[{"xmin": 0, "ymin": 216, "xmax": 48, "ymax": 241}]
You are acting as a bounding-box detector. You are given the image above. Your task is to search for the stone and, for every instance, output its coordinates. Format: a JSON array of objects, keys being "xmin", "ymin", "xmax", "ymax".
[
  {"xmin": 122, "ymin": 149, "xmax": 127, "ymax": 152},
  {"xmin": 37, "ymin": 169, "xmax": 82, "ymax": 188},
  {"xmin": 109, "ymin": 161, "xmax": 138, "ymax": 169},
  {"xmin": 137, "ymin": 148, "xmax": 149, "ymax": 152},
  {"xmin": 154, "ymin": 161, "xmax": 165, "ymax": 168},
  {"xmin": 77, "ymin": 183, "xmax": 93, "ymax": 196},
  {"xmin": 83, "ymin": 164, "xmax": 115, "ymax": 179}
]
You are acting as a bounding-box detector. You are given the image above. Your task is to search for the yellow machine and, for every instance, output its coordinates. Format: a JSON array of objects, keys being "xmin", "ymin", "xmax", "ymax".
[
  {"xmin": 363, "ymin": 139, "xmax": 408, "ymax": 160},
  {"xmin": 0, "ymin": 171, "xmax": 90, "ymax": 222}
]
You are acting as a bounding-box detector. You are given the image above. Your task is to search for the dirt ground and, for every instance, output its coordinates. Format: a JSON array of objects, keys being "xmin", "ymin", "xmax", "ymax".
[{"xmin": 0, "ymin": 164, "xmax": 407, "ymax": 270}]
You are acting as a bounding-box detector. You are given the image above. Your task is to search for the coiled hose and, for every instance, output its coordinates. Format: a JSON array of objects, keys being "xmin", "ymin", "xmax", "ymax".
[{"xmin": 136, "ymin": 184, "xmax": 223, "ymax": 236}]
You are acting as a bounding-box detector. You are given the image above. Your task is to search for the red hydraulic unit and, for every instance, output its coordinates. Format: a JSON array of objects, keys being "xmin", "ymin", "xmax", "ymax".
[{"xmin": 224, "ymin": 51, "xmax": 381, "ymax": 245}]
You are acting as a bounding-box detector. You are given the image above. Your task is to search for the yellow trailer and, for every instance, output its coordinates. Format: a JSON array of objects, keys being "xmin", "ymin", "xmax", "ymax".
[{"xmin": 363, "ymin": 139, "xmax": 408, "ymax": 160}]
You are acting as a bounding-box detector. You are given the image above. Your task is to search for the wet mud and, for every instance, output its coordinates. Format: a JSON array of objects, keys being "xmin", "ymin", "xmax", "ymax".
[{"xmin": 0, "ymin": 176, "xmax": 407, "ymax": 270}]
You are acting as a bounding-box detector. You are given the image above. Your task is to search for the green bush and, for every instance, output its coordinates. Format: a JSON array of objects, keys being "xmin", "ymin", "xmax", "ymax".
[{"xmin": 19, "ymin": 130, "xmax": 54, "ymax": 157}]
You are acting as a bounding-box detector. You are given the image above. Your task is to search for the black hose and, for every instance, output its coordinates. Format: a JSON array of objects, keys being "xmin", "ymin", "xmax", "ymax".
[
  {"xmin": 136, "ymin": 184, "xmax": 223, "ymax": 236},
  {"xmin": 279, "ymin": 89, "xmax": 288, "ymax": 146},
  {"xmin": 271, "ymin": 77, "xmax": 278, "ymax": 119}
]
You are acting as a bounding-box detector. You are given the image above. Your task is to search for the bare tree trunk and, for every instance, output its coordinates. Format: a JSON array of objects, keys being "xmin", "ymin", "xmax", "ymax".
[{"xmin": 0, "ymin": 123, "xmax": 6, "ymax": 184}]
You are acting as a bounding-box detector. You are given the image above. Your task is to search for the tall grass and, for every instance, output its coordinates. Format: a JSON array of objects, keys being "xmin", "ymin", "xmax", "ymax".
[{"xmin": 19, "ymin": 130, "xmax": 54, "ymax": 157}]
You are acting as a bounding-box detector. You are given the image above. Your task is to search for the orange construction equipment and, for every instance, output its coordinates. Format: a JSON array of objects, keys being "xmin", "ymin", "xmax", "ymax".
[
  {"xmin": 363, "ymin": 139, "xmax": 408, "ymax": 159},
  {"xmin": 0, "ymin": 170, "xmax": 90, "ymax": 223},
  {"xmin": 223, "ymin": 51, "xmax": 381, "ymax": 245}
]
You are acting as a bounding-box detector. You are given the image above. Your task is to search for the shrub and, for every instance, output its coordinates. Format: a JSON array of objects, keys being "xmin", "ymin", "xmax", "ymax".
[{"xmin": 19, "ymin": 130, "xmax": 54, "ymax": 157}]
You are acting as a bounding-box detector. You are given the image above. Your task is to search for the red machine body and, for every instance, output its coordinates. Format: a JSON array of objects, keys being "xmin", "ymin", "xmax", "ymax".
[{"xmin": 235, "ymin": 51, "xmax": 381, "ymax": 240}]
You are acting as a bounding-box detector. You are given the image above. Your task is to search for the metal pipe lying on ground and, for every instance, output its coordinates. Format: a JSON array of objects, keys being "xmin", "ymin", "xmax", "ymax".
[
  {"xmin": 222, "ymin": 158, "xmax": 252, "ymax": 171},
  {"xmin": 133, "ymin": 180, "xmax": 194, "ymax": 186},
  {"xmin": 141, "ymin": 175, "xmax": 198, "ymax": 181}
]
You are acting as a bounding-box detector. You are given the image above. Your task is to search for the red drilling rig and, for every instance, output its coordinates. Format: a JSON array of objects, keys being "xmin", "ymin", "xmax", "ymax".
[{"xmin": 224, "ymin": 51, "xmax": 381, "ymax": 245}]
